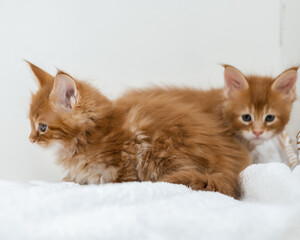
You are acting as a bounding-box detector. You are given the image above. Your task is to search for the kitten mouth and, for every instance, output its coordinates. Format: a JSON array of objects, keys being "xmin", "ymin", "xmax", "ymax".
[
  {"xmin": 254, "ymin": 136, "xmax": 262, "ymax": 140},
  {"xmin": 252, "ymin": 138, "xmax": 263, "ymax": 141},
  {"xmin": 250, "ymin": 138, "xmax": 265, "ymax": 145},
  {"xmin": 36, "ymin": 141, "xmax": 49, "ymax": 148}
]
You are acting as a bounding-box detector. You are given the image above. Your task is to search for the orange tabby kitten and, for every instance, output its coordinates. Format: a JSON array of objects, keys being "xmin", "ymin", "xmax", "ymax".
[
  {"xmin": 27, "ymin": 62, "xmax": 250, "ymax": 198},
  {"xmin": 131, "ymin": 65, "xmax": 298, "ymax": 151}
]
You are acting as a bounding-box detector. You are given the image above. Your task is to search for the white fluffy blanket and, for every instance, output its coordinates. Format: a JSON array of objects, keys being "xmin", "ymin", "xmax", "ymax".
[{"xmin": 1, "ymin": 163, "xmax": 300, "ymax": 240}]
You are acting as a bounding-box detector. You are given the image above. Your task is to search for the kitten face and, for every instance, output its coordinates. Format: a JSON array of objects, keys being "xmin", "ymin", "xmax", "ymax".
[
  {"xmin": 238, "ymin": 109, "xmax": 278, "ymax": 144},
  {"xmin": 228, "ymin": 98, "xmax": 288, "ymax": 145},
  {"xmin": 29, "ymin": 100, "xmax": 71, "ymax": 147},
  {"xmin": 29, "ymin": 97, "xmax": 54, "ymax": 147},
  {"xmin": 223, "ymin": 65, "xmax": 297, "ymax": 146}
]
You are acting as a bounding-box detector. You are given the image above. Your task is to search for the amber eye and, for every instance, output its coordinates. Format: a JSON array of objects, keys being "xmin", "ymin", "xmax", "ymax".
[
  {"xmin": 265, "ymin": 115, "xmax": 275, "ymax": 122},
  {"xmin": 39, "ymin": 123, "xmax": 48, "ymax": 133},
  {"xmin": 242, "ymin": 114, "xmax": 252, "ymax": 122}
]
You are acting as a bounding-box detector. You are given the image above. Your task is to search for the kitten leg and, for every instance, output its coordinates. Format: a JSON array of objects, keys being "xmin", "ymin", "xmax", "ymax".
[
  {"xmin": 159, "ymin": 170, "xmax": 240, "ymax": 199},
  {"xmin": 204, "ymin": 172, "xmax": 240, "ymax": 199},
  {"xmin": 62, "ymin": 175, "xmax": 72, "ymax": 182}
]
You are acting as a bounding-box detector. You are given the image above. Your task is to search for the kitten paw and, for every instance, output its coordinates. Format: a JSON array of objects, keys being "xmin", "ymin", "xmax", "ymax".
[{"xmin": 62, "ymin": 176, "xmax": 72, "ymax": 182}]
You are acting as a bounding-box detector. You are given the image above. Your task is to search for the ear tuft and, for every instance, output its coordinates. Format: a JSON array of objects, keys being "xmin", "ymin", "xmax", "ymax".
[
  {"xmin": 25, "ymin": 60, "xmax": 54, "ymax": 87},
  {"xmin": 50, "ymin": 73, "xmax": 78, "ymax": 112},
  {"xmin": 272, "ymin": 67, "xmax": 298, "ymax": 101},
  {"xmin": 223, "ymin": 64, "xmax": 249, "ymax": 99}
]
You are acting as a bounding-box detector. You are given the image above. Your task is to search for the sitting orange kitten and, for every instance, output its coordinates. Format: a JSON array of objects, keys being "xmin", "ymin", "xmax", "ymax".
[
  {"xmin": 130, "ymin": 65, "xmax": 298, "ymax": 151},
  {"xmin": 27, "ymin": 62, "xmax": 250, "ymax": 198}
]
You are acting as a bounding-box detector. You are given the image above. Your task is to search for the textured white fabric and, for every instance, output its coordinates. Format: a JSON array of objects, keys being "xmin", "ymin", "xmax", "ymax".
[{"xmin": 1, "ymin": 163, "xmax": 300, "ymax": 240}]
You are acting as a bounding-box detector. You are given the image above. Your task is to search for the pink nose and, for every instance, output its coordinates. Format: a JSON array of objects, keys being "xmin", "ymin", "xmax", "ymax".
[
  {"xmin": 29, "ymin": 137, "xmax": 36, "ymax": 143},
  {"xmin": 253, "ymin": 130, "xmax": 263, "ymax": 137}
]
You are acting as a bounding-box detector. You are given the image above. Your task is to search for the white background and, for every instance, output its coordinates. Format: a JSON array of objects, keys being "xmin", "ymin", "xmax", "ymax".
[{"xmin": 0, "ymin": 0, "xmax": 298, "ymax": 182}]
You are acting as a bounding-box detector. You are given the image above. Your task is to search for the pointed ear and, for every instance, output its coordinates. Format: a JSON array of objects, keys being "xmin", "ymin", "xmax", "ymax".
[
  {"xmin": 25, "ymin": 60, "xmax": 54, "ymax": 87},
  {"xmin": 50, "ymin": 72, "xmax": 78, "ymax": 112},
  {"xmin": 223, "ymin": 64, "xmax": 249, "ymax": 99},
  {"xmin": 272, "ymin": 67, "xmax": 298, "ymax": 101}
]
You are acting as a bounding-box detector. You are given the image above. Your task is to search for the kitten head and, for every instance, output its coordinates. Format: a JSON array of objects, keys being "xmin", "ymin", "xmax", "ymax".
[
  {"xmin": 223, "ymin": 64, "xmax": 298, "ymax": 146},
  {"xmin": 27, "ymin": 62, "xmax": 111, "ymax": 147},
  {"xmin": 28, "ymin": 62, "xmax": 82, "ymax": 147}
]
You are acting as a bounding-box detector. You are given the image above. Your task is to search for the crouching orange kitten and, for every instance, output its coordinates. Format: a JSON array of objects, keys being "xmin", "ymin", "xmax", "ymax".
[{"xmin": 27, "ymin": 62, "xmax": 250, "ymax": 198}]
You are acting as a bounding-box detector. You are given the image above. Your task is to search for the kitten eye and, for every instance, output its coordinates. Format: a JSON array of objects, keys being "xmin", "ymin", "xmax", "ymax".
[
  {"xmin": 39, "ymin": 123, "xmax": 48, "ymax": 133},
  {"xmin": 242, "ymin": 114, "xmax": 252, "ymax": 122},
  {"xmin": 265, "ymin": 115, "xmax": 275, "ymax": 122}
]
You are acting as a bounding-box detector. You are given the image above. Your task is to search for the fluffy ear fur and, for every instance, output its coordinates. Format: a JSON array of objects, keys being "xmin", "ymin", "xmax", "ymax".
[
  {"xmin": 50, "ymin": 72, "xmax": 78, "ymax": 112},
  {"xmin": 272, "ymin": 67, "xmax": 298, "ymax": 101},
  {"xmin": 223, "ymin": 65, "xmax": 249, "ymax": 99},
  {"xmin": 25, "ymin": 60, "xmax": 54, "ymax": 87}
]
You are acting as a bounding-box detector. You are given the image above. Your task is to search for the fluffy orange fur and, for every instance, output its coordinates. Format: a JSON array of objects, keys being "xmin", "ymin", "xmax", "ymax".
[
  {"xmin": 135, "ymin": 65, "xmax": 298, "ymax": 151},
  {"xmin": 28, "ymin": 62, "xmax": 250, "ymax": 199}
]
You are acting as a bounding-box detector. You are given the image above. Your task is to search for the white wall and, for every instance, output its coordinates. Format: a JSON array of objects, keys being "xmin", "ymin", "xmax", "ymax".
[
  {"xmin": 280, "ymin": 0, "xmax": 300, "ymax": 137},
  {"xmin": 0, "ymin": 0, "xmax": 281, "ymax": 181}
]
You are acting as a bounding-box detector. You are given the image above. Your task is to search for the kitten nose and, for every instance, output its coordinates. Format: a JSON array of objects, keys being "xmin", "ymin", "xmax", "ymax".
[
  {"xmin": 253, "ymin": 130, "xmax": 263, "ymax": 137},
  {"xmin": 29, "ymin": 137, "xmax": 36, "ymax": 143}
]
